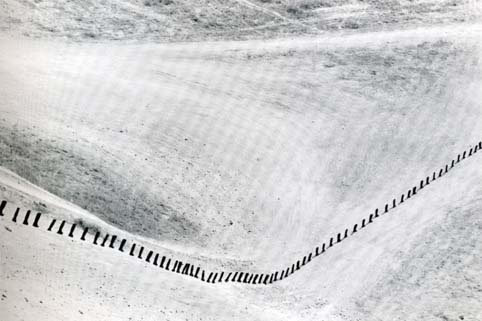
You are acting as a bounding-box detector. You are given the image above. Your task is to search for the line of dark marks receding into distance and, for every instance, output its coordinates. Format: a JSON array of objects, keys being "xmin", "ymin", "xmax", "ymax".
[{"xmin": 1, "ymin": 141, "xmax": 481, "ymax": 285}]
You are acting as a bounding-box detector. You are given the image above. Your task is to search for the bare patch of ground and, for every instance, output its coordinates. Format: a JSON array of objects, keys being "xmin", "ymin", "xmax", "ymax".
[
  {"xmin": 0, "ymin": 0, "xmax": 480, "ymax": 42},
  {"xmin": 0, "ymin": 120, "xmax": 201, "ymax": 244}
]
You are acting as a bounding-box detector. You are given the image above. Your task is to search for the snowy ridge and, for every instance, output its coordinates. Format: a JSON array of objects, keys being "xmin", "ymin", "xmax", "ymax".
[{"xmin": 1, "ymin": 141, "xmax": 481, "ymax": 285}]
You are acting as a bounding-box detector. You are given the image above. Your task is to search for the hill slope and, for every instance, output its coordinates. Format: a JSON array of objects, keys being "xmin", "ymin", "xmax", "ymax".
[
  {"xmin": 1, "ymin": 140, "xmax": 481, "ymax": 320},
  {"xmin": 1, "ymin": 2, "xmax": 481, "ymax": 321},
  {"xmin": 1, "ymin": 24, "xmax": 481, "ymax": 263}
]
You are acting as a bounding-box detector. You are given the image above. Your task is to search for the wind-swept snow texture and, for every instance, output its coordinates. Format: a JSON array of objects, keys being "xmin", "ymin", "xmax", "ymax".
[{"xmin": 1, "ymin": 1, "xmax": 482, "ymax": 320}]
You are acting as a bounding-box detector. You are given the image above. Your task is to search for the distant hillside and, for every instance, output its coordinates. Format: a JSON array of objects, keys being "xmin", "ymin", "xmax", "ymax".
[{"xmin": 0, "ymin": 0, "xmax": 479, "ymax": 41}]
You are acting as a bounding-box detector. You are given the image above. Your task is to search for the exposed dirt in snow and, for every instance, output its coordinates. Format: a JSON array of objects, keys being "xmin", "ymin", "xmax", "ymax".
[
  {"xmin": 0, "ymin": 0, "xmax": 481, "ymax": 41},
  {"xmin": 0, "ymin": 121, "xmax": 201, "ymax": 245}
]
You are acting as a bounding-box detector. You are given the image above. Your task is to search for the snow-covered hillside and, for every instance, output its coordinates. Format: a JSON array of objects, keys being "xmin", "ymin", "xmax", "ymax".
[{"xmin": 1, "ymin": 1, "xmax": 481, "ymax": 320}]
